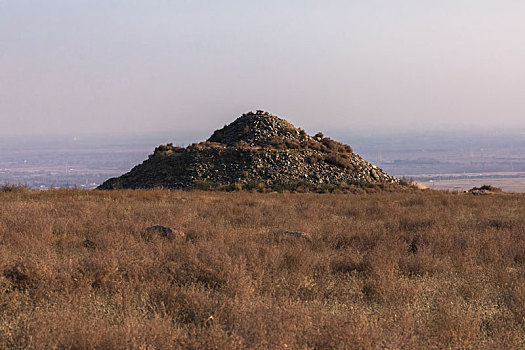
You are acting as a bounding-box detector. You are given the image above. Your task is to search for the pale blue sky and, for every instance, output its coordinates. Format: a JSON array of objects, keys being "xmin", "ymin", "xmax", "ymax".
[{"xmin": 1, "ymin": 1, "xmax": 525, "ymax": 136}]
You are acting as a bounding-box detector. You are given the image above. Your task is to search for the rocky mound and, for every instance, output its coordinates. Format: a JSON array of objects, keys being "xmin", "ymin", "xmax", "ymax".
[{"xmin": 98, "ymin": 110, "xmax": 398, "ymax": 190}]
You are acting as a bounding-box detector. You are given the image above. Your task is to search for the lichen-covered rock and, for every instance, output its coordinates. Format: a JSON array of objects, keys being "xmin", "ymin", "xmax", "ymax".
[{"xmin": 98, "ymin": 111, "xmax": 398, "ymax": 190}]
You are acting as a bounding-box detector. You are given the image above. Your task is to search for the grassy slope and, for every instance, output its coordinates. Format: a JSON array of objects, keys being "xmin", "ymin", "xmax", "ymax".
[{"xmin": 1, "ymin": 188, "xmax": 525, "ymax": 348}]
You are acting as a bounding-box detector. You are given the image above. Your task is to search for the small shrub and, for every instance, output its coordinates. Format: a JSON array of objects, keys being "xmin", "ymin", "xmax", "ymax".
[
  {"xmin": 307, "ymin": 155, "xmax": 319, "ymax": 165},
  {"xmin": 302, "ymin": 140, "xmax": 322, "ymax": 151},
  {"xmin": 221, "ymin": 183, "xmax": 243, "ymax": 192},
  {"xmin": 319, "ymin": 184, "xmax": 339, "ymax": 193},
  {"xmin": 284, "ymin": 139, "xmax": 300, "ymax": 149},
  {"xmin": 268, "ymin": 137, "xmax": 285, "ymax": 149},
  {"xmin": 195, "ymin": 181, "xmax": 216, "ymax": 191},
  {"xmin": 236, "ymin": 140, "xmax": 250, "ymax": 149},
  {"xmin": 399, "ymin": 177, "xmax": 415, "ymax": 187},
  {"xmin": 1, "ymin": 184, "xmax": 28, "ymax": 192},
  {"xmin": 244, "ymin": 182, "xmax": 266, "ymax": 192},
  {"xmin": 321, "ymin": 137, "xmax": 337, "ymax": 150},
  {"xmin": 239, "ymin": 125, "xmax": 250, "ymax": 137},
  {"xmin": 324, "ymin": 153, "xmax": 352, "ymax": 169}
]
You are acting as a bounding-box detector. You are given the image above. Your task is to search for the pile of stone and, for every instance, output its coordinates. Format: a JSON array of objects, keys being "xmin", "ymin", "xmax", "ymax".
[
  {"xmin": 98, "ymin": 111, "xmax": 398, "ymax": 190},
  {"xmin": 467, "ymin": 185, "xmax": 503, "ymax": 195}
]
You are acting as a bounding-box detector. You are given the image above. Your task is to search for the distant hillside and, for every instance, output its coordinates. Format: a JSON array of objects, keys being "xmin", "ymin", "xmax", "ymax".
[{"xmin": 98, "ymin": 111, "xmax": 397, "ymax": 190}]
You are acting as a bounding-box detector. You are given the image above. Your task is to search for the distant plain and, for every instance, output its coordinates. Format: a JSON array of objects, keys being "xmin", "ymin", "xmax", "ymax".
[{"xmin": 2, "ymin": 128, "xmax": 524, "ymax": 192}]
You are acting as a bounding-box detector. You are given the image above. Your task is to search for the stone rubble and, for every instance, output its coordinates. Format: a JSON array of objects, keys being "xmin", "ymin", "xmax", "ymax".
[{"xmin": 98, "ymin": 111, "xmax": 398, "ymax": 190}]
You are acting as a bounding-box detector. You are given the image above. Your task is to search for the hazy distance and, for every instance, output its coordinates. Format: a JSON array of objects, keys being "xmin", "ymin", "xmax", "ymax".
[{"xmin": 1, "ymin": 1, "xmax": 525, "ymax": 136}]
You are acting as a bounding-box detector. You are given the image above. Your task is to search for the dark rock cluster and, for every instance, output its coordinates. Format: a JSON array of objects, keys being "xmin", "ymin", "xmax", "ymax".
[
  {"xmin": 467, "ymin": 185, "xmax": 503, "ymax": 195},
  {"xmin": 98, "ymin": 111, "xmax": 398, "ymax": 190}
]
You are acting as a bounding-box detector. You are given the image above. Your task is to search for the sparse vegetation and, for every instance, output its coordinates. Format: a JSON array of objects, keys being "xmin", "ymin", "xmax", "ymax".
[
  {"xmin": 266, "ymin": 135, "xmax": 353, "ymax": 155},
  {"xmin": 1, "ymin": 188, "xmax": 525, "ymax": 348},
  {"xmin": 399, "ymin": 176, "xmax": 415, "ymax": 187},
  {"xmin": 324, "ymin": 152, "xmax": 353, "ymax": 170},
  {"xmin": 191, "ymin": 181, "xmax": 410, "ymax": 193},
  {"xmin": 1, "ymin": 184, "xmax": 28, "ymax": 193}
]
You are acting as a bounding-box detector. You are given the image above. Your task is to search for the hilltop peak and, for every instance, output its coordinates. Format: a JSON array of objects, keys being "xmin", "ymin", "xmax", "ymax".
[{"xmin": 207, "ymin": 110, "xmax": 310, "ymax": 147}]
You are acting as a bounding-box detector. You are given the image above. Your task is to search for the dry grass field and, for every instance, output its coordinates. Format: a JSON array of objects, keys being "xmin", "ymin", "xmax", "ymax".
[{"xmin": 1, "ymin": 186, "xmax": 525, "ymax": 349}]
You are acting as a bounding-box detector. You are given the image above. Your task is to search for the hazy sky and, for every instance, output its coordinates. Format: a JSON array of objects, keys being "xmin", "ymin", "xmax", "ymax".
[{"xmin": 1, "ymin": 1, "xmax": 525, "ymax": 136}]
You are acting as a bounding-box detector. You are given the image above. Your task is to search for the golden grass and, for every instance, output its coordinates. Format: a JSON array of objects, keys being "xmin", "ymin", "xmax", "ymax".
[{"xmin": 1, "ymin": 187, "xmax": 525, "ymax": 348}]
